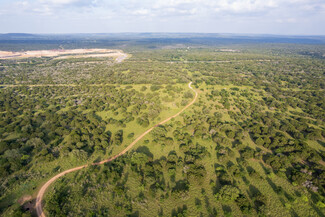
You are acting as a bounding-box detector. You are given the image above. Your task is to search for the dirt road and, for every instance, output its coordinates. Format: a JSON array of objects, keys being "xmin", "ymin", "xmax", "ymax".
[{"xmin": 35, "ymin": 82, "xmax": 198, "ymax": 217}]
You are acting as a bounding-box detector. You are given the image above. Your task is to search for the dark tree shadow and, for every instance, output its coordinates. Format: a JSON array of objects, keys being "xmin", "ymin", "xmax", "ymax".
[
  {"xmin": 284, "ymin": 191, "xmax": 294, "ymax": 202},
  {"xmin": 158, "ymin": 207, "xmax": 163, "ymax": 217},
  {"xmin": 172, "ymin": 179, "xmax": 188, "ymax": 192},
  {"xmin": 171, "ymin": 205, "xmax": 187, "ymax": 217},
  {"xmin": 227, "ymin": 161, "xmax": 235, "ymax": 168},
  {"xmin": 159, "ymin": 156, "xmax": 167, "ymax": 161},
  {"xmin": 294, "ymin": 191, "xmax": 301, "ymax": 197},
  {"xmin": 168, "ymin": 150, "xmax": 177, "ymax": 156},
  {"xmin": 211, "ymin": 179, "xmax": 219, "ymax": 194},
  {"xmin": 242, "ymin": 176, "xmax": 250, "ymax": 185},
  {"xmin": 209, "ymin": 207, "xmax": 217, "ymax": 217},
  {"xmin": 123, "ymin": 172, "xmax": 129, "ymax": 184},
  {"xmin": 106, "ymin": 130, "xmax": 112, "ymax": 138},
  {"xmin": 279, "ymin": 197, "xmax": 286, "ymax": 206},
  {"xmin": 90, "ymin": 111, "xmax": 102, "ymax": 122},
  {"xmin": 309, "ymin": 190, "xmax": 320, "ymax": 203},
  {"xmin": 136, "ymin": 146, "xmax": 153, "ymax": 158},
  {"xmin": 248, "ymin": 184, "xmax": 261, "ymax": 198},
  {"xmin": 205, "ymin": 196, "xmax": 210, "ymax": 210},
  {"xmin": 170, "ymin": 174, "xmax": 175, "ymax": 182},
  {"xmin": 262, "ymin": 153, "xmax": 272, "ymax": 164},
  {"xmin": 214, "ymin": 163, "xmax": 224, "ymax": 170},
  {"xmin": 232, "ymin": 139, "xmax": 241, "ymax": 148},
  {"xmin": 222, "ymin": 205, "xmax": 232, "ymax": 217},
  {"xmin": 308, "ymin": 190, "xmax": 325, "ymax": 217},
  {"xmin": 266, "ymin": 177, "xmax": 277, "ymax": 192},
  {"xmin": 171, "ymin": 208, "xmax": 176, "ymax": 217},
  {"xmin": 259, "ymin": 162, "xmax": 271, "ymax": 175},
  {"xmin": 290, "ymin": 209, "xmax": 299, "ymax": 217},
  {"xmin": 317, "ymin": 140, "xmax": 325, "ymax": 148},
  {"xmin": 52, "ymin": 166, "xmax": 61, "ymax": 173},
  {"xmin": 213, "ymin": 207, "xmax": 217, "ymax": 216},
  {"xmin": 246, "ymin": 166, "xmax": 255, "ymax": 174},
  {"xmin": 195, "ymin": 197, "xmax": 202, "ymax": 206},
  {"xmin": 128, "ymin": 211, "xmax": 139, "ymax": 217},
  {"xmin": 310, "ymin": 203, "xmax": 325, "ymax": 217}
]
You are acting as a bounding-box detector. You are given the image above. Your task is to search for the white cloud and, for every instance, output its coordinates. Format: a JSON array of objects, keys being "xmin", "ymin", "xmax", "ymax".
[
  {"xmin": 19, "ymin": 0, "xmax": 98, "ymax": 15},
  {"xmin": 32, "ymin": 5, "xmax": 53, "ymax": 16},
  {"xmin": 6, "ymin": 0, "xmax": 325, "ymax": 18},
  {"xmin": 132, "ymin": 9, "xmax": 150, "ymax": 16},
  {"xmin": 39, "ymin": 0, "xmax": 97, "ymax": 6},
  {"xmin": 17, "ymin": 1, "xmax": 29, "ymax": 6},
  {"xmin": 276, "ymin": 18, "xmax": 297, "ymax": 23},
  {"xmin": 36, "ymin": 0, "xmax": 98, "ymax": 11},
  {"xmin": 213, "ymin": 0, "xmax": 277, "ymax": 13},
  {"xmin": 40, "ymin": 0, "xmax": 78, "ymax": 4},
  {"xmin": 0, "ymin": 0, "xmax": 324, "ymax": 34}
]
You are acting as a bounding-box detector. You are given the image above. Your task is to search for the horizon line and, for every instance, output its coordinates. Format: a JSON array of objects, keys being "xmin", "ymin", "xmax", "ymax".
[{"xmin": 1, "ymin": 32, "xmax": 325, "ymax": 37}]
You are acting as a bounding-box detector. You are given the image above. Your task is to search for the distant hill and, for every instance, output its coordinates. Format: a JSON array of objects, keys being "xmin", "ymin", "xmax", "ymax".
[
  {"xmin": 0, "ymin": 33, "xmax": 36, "ymax": 39},
  {"xmin": 0, "ymin": 33, "xmax": 324, "ymax": 51}
]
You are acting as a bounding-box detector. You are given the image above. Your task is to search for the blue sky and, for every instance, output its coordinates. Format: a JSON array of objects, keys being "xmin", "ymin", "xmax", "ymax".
[{"xmin": 0, "ymin": 0, "xmax": 324, "ymax": 35}]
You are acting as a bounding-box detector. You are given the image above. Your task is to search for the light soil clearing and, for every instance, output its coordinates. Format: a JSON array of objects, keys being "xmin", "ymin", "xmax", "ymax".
[
  {"xmin": 0, "ymin": 49, "xmax": 127, "ymax": 60},
  {"xmin": 18, "ymin": 195, "xmax": 32, "ymax": 205}
]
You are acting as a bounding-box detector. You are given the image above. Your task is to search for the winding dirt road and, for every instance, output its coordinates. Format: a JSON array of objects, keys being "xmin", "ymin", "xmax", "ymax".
[{"xmin": 35, "ymin": 82, "xmax": 198, "ymax": 217}]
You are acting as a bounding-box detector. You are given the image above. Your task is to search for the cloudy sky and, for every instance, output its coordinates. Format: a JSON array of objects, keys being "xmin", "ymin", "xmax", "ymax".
[{"xmin": 0, "ymin": 0, "xmax": 324, "ymax": 35}]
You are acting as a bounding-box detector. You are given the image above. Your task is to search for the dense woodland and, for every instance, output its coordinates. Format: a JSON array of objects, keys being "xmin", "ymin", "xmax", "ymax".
[{"xmin": 0, "ymin": 43, "xmax": 324, "ymax": 217}]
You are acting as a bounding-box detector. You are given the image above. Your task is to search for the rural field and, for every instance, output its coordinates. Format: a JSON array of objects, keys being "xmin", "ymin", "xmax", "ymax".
[{"xmin": 0, "ymin": 34, "xmax": 324, "ymax": 217}]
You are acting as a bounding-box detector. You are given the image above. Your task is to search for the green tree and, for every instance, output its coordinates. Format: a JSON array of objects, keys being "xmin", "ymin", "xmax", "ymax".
[{"xmin": 215, "ymin": 185, "xmax": 240, "ymax": 201}]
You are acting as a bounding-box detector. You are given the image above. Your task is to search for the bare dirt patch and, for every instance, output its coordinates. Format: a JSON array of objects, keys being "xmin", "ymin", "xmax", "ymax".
[
  {"xmin": 18, "ymin": 195, "xmax": 32, "ymax": 205},
  {"xmin": 0, "ymin": 49, "xmax": 126, "ymax": 60},
  {"xmin": 54, "ymin": 52, "xmax": 124, "ymax": 60}
]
